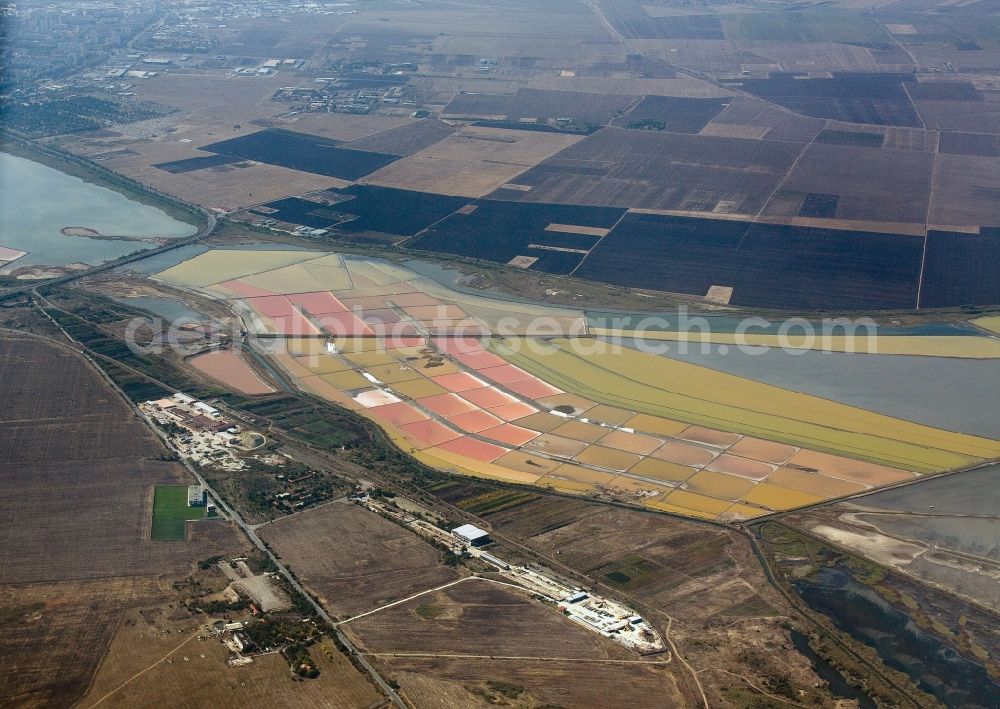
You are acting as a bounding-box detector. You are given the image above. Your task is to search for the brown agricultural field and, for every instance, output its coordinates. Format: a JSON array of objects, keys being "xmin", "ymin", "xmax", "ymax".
[
  {"xmin": 344, "ymin": 577, "xmax": 634, "ymax": 658},
  {"xmin": 0, "ymin": 577, "xmax": 166, "ymax": 708},
  {"xmin": 526, "ymin": 75, "xmax": 731, "ymax": 98},
  {"xmin": 0, "ymin": 334, "xmax": 243, "ymax": 707},
  {"xmin": 81, "ymin": 605, "xmax": 380, "ymax": 709},
  {"xmin": 495, "ymin": 127, "xmax": 803, "ymax": 215},
  {"xmin": 928, "ymin": 153, "xmax": 1000, "ymax": 228},
  {"xmin": 343, "ymin": 118, "xmax": 457, "ymax": 157},
  {"xmin": 416, "ymin": 485, "xmax": 843, "ymax": 706},
  {"xmin": 708, "ymin": 96, "xmax": 825, "ymax": 143},
  {"xmin": 91, "ymin": 140, "xmax": 347, "ymax": 212},
  {"xmin": 361, "ymin": 125, "xmax": 584, "ymax": 197},
  {"xmin": 257, "ymin": 501, "xmax": 462, "ymax": 617},
  {"xmin": 763, "ymin": 142, "xmax": 934, "ymax": 225},
  {"xmin": 372, "ymin": 655, "xmax": 687, "ymax": 708}
]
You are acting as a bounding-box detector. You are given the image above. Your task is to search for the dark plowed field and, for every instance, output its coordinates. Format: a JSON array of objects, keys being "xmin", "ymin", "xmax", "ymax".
[{"xmin": 202, "ymin": 128, "xmax": 401, "ymax": 180}]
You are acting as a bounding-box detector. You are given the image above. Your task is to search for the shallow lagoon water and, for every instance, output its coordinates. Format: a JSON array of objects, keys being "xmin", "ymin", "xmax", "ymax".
[
  {"xmin": 645, "ymin": 345, "xmax": 1000, "ymax": 439},
  {"xmin": 0, "ymin": 152, "xmax": 196, "ymax": 272},
  {"xmin": 793, "ymin": 565, "xmax": 999, "ymax": 707},
  {"xmin": 849, "ymin": 463, "xmax": 1000, "ymax": 560},
  {"xmin": 109, "ymin": 295, "xmax": 206, "ymax": 323}
]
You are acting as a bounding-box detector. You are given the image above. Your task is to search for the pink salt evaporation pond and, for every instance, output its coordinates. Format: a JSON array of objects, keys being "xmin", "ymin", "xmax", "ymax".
[
  {"xmin": 287, "ymin": 291, "xmax": 348, "ymax": 314},
  {"xmin": 447, "ymin": 409, "xmax": 504, "ymax": 433},
  {"xmin": 432, "ymin": 371, "xmax": 488, "ymax": 392},
  {"xmin": 397, "ymin": 419, "xmax": 462, "ymax": 446},
  {"xmin": 368, "ymin": 401, "xmax": 428, "ymax": 426},
  {"xmin": 189, "ymin": 350, "xmax": 276, "ymax": 395},
  {"xmin": 419, "ymin": 393, "xmax": 478, "ymax": 417},
  {"xmin": 437, "ymin": 437, "xmax": 510, "ymax": 462},
  {"xmin": 481, "ymin": 424, "xmax": 540, "ymax": 447}
]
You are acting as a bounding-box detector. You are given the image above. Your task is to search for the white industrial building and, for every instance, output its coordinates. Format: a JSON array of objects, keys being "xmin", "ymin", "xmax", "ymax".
[{"xmin": 452, "ymin": 523, "xmax": 491, "ymax": 546}]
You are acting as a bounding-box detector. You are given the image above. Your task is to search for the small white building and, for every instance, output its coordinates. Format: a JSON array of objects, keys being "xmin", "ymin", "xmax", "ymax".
[{"xmin": 188, "ymin": 485, "xmax": 206, "ymax": 506}]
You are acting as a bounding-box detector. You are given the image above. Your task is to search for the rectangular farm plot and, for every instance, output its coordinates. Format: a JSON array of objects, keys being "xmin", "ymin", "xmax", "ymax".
[
  {"xmin": 436, "ymin": 437, "xmax": 510, "ymax": 463},
  {"xmin": 706, "ymin": 454, "xmax": 775, "ymax": 481},
  {"xmin": 201, "ymin": 129, "xmax": 401, "ymax": 180},
  {"xmin": 493, "ymin": 129, "xmax": 802, "ymax": 215},
  {"xmin": 409, "ymin": 200, "xmax": 626, "ymax": 274},
  {"xmin": 786, "ymin": 450, "xmax": 914, "ymax": 486},
  {"xmin": 574, "ymin": 445, "xmax": 642, "ymax": 472},
  {"xmin": 446, "ymin": 409, "xmax": 505, "ymax": 434},
  {"xmin": 151, "ymin": 485, "xmax": 205, "ymax": 541},
  {"xmin": 396, "ymin": 419, "xmax": 462, "ymax": 447}
]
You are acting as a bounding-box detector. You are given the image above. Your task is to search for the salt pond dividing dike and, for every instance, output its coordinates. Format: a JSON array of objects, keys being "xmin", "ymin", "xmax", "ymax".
[{"xmin": 0, "ymin": 135, "xmax": 216, "ymax": 302}]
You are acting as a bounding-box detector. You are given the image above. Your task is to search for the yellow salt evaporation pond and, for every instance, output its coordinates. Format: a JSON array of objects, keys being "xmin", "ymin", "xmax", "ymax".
[
  {"xmin": 589, "ymin": 327, "xmax": 1000, "ymax": 359},
  {"xmin": 154, "ymin": 249, "xmax": 1000, "ymax": 523}
]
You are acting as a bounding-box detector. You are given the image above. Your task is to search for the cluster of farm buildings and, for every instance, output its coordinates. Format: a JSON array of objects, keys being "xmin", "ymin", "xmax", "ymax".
[
  {"xmin": 360, "ymin": 496, "xmax": 665, "ymax": 654},
  {"xmin": 140, "ymin": 392, "xmax": 247, "ymax": 471}
]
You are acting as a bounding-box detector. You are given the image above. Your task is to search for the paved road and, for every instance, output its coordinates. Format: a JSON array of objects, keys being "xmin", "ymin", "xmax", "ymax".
[
  {"xmin": 29, "ymin": 297, "xmax": 408, "ymax": 709},
  {"xmin": 145, "ymin": 421, "xmax": 409, "ymax": 709}
]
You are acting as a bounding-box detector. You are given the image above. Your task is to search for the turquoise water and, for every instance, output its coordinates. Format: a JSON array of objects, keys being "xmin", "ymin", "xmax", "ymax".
[{"xmin": 0, "ymin": 152, "xmax": 196, "ymax": 272}]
